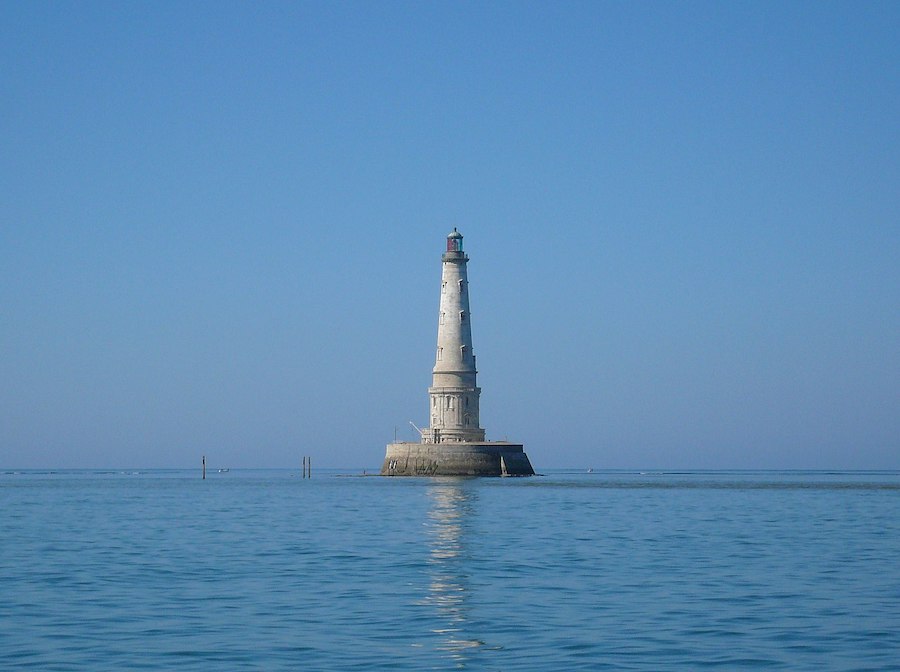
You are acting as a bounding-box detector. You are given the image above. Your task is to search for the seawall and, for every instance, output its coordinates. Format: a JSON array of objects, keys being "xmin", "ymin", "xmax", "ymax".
[{"xmin": 381, "ymin": 442, "xmax": 535, "ymax": 477}]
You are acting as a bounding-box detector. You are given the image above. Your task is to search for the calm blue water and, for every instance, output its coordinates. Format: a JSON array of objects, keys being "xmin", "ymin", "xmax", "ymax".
[{"xmin": 2, "ymin": 469, "xmax": 899, "ymax": 671}]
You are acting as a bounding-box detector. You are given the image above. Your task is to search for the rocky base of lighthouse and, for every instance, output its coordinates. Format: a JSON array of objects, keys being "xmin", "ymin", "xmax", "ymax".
[{"xmin": 381, "ymin": 442, "xmax": 535, "ymax": 477}]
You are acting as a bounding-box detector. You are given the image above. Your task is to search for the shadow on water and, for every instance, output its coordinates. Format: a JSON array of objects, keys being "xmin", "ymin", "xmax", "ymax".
[{"xmin": 422, "ymin": 480, "xmax": 488, "ymax": 666}]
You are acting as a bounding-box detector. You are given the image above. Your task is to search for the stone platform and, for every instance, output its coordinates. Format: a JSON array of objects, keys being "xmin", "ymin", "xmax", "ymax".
[{"xmin": 381, "ymin": 442, "xmax": 535, "ymax": 477}]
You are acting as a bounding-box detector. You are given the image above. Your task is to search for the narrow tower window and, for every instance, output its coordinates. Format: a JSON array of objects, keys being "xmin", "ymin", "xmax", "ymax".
[
  {"xmin": 458, "ymin": 279, "xmax": 464, "ymax": 292},
  {"xmin": 437, "ymin": 347, "xmax": 443, "ymax": 361},
  {"xmin": 459, "ymin": 310, "xmax": 466, "ymax": 322},
  {"xmin": 440, "ymin": 312, "xmax": 445, "ymax": 325}
]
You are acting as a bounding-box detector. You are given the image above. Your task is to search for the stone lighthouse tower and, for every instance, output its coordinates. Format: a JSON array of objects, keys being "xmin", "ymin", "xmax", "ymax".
[
  {"xmin": 381, "ymin": 229, "xmax": 535, "ymax": 476},
  {"xmin": 426, "ymin": 228, "xmax": 485, "ymax": 444}
]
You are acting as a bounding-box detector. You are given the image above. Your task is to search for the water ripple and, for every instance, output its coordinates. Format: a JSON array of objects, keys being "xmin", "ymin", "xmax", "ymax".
[{"xmin": 1, "ymin": 470, "xmax": 899, "ymax": 670}]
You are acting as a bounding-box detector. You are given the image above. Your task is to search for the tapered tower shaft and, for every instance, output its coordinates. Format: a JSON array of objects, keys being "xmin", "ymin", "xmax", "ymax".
[{"xmin": 425, "ymin": 229, "xmax": 485, "ymax": 443}]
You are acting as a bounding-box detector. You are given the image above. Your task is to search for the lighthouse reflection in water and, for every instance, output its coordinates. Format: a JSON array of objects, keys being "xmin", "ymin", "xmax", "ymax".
[{"xmin": 422, "ymin": 482, "xmax": 489, "ymax": 662}]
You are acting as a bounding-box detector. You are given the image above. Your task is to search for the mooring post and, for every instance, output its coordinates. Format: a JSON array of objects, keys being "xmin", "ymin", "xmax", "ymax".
[{"xmin": 202, "ymin": 455, "xmax": 206, "ymax": 480}]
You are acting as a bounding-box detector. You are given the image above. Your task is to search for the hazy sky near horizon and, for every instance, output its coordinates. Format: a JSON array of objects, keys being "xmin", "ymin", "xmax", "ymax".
[{"xmin": 2, "ymin": 1, "xmax": 898, "ymax": 470}]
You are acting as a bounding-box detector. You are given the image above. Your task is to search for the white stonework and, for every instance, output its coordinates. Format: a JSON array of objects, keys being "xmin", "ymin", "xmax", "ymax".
[{"xmin": 424, "ymin": 228, "xmax": 486, "ymax": 443}]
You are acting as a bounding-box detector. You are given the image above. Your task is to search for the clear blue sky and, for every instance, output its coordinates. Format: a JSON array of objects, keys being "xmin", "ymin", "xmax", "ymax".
[{"xmin": 2, "ymin": 1, "xmax": 898, "ymax": 469}]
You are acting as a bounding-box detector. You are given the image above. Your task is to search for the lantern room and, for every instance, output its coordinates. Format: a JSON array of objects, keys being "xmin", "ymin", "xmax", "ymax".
[{"xmin": 446, "ymin": 228, "xmax": 463, "ymax": 252}]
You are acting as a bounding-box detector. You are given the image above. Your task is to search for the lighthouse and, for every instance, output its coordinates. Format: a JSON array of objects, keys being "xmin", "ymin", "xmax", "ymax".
[
  {"xmin": 381, "ymin": 229, "xmax": 535, "ymax": 476},
  {"xmin": 426, "ymin": 228, "xmax": 485, "ymax": 444}
]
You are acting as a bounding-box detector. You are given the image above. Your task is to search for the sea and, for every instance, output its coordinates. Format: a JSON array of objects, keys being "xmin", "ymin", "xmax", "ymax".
[{"xmin": 1, "ymin": 469, "xmax": 898, "ymax": 671}]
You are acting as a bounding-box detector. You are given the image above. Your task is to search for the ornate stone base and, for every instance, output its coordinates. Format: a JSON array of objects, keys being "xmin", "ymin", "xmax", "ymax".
[{"xmin": 381, "ymin": 442, "xmax": 535, "ymax": 477}]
